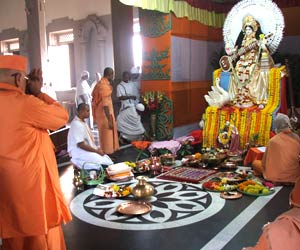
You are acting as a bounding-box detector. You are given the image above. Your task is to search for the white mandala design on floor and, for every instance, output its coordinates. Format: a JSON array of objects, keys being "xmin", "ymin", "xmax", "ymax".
[{"xmin": 70, "ymin": 180, "xmax": 225, "ymax": 230}]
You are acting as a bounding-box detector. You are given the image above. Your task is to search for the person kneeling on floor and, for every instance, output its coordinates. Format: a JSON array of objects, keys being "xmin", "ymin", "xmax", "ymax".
[{"xmin": 67, "ymin": 103, "xmax": 113, "ymax": 169}]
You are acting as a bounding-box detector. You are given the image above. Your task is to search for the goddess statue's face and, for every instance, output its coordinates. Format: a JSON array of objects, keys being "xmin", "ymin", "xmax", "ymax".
[{"xmin": 245, "ymin": 26, "xmax": 254, "ymax": 36}]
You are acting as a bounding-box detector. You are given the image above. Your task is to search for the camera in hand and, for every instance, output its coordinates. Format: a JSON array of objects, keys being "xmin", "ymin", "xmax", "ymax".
[{"xmin": 25, "ymin": 75, "xmax": 40, "ymax": 95}]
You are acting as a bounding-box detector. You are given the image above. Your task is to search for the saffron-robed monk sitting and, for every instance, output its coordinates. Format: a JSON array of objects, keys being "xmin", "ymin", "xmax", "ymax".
[
  {"xmin": 243, "ymin": 176, "xmax": 300, "ymax": 250},
  {"xmin": 252, "ymin": 113, "xmax": 300, "ymax": 184},
  {"xmin": 0, "ymin": 55, "xmax": 72, "ymax": 250},
  {"xmin": 67, "ymin": 103, "xmax": 113, "ymax": 169}
]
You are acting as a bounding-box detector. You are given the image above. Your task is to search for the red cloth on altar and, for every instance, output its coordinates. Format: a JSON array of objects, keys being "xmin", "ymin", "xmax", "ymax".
[{"xmin": 189, "ymin": 130, "xmax": 203, "ymax": 145}]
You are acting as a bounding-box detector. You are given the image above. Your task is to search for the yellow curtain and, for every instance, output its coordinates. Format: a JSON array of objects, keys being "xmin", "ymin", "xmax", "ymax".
[{"xmin": 119, "ymin": 0, "xmax": 225, "ymax": 28}]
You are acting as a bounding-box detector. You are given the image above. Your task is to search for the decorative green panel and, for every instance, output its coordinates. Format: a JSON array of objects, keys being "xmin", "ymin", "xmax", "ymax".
[
  {"xmin": 156, "ymin": 96, "xmax": 174, "ymax": 141},
  {"xmin": 142, "ymin": 47, "xmax": 170, "ymax": 80},
  {"xmin": 139, "ymin": 9, "xmax": 171, "ymax": 38}
]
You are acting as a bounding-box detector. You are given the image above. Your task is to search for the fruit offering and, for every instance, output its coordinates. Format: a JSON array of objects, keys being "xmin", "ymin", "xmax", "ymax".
[
  {"xmin": 194, "ymin": 153, "xmax": 201, "ymax": 160},
  {"xmin": 216, "ymin": 171, "xmax": 247, "ymax": 182},
  {"xmin": 125, "ymin": 160, "xmax": 150, "ymax": 173},
  {"xmin": 202, "ymin": 178, "xmax": 237, "ymax": 192},
  {"xmin": 111, "ymin": 184, "xmax": 132, "ymax": 197},
  {"xmin": 124, "ymin": 161, "xmax": 136, "ymax": 168},
  {"xmin": 93, "ymin": 184, "xmax": 132, "ymax": 198},
  {"xmin": 237, "ymin": 180, "xmax": 273, "ymax": 195}
]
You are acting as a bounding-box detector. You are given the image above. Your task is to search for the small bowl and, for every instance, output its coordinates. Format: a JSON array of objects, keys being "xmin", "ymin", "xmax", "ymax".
[
  {"xmin": 160, "ymin": 154, "xmax": 175, "ymax": 166},
  {"xmin": 201, "ymin": 154, "xmax": 223, "ymax": 167}
]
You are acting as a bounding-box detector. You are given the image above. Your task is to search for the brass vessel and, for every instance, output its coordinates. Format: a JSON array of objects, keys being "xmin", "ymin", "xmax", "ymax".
[{"xmin": 131, "ymin": 176, "xmax": 154, "ymax": 199}]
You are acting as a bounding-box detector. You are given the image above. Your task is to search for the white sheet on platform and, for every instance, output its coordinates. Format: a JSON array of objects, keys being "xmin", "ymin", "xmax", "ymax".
[{"xmin": 257, "ymin": 146, "xmax": 266, "ymax": 153}]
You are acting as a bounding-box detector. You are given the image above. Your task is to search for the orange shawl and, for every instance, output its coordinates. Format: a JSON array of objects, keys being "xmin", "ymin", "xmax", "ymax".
[{"xmin": 263, "ymin": 132, "xmax": 300, "ymax": 183}]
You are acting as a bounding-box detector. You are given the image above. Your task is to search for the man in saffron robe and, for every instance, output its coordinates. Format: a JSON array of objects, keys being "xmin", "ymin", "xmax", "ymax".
[
  {"xmin": 92, "ymin": 67, "xmax": 119, "ymax": 154},
  {"xmin": 0, "ymin": 55, "xmax": 72, "ymax": 250},
  {"xmin": 252, "ymin": 113, "xmax": 300, "ymax": 184},
  {"xmin": 243, "ymin": 176, "xmax": 300, "ymax": 250}
]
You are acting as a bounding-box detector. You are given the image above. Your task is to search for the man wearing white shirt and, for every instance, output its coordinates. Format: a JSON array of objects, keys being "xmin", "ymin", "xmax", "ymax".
[
  {"xmin": 116, "ymin": 71, "xmax": 145, "ymax": 142},
  {"xmin": 68, "ymin": 103, "xmax": 113, "ymax": 169},
  {"xmin": 76, "ymin": 71, "xmax": 93, "ymax": 128},
  {"xmin": 130, "ymin": 66, "xmax": 141, "ymax": 105}
]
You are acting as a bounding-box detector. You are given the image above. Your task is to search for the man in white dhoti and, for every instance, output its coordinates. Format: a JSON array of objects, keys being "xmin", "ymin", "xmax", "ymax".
[
  {"xmin": 116, "ymin": 71, "xmax": 145, "ymax": 142},
  {"xmin": 130, "ymin": 66, "xmax": 141, "ymax": 105},
  {"xmin": 68, "ymin": 103, "xmax": 113, "ymax": 170},
  {"xmin": 76, "ymin": 71, "xmax": 93, "ymax": 128}
]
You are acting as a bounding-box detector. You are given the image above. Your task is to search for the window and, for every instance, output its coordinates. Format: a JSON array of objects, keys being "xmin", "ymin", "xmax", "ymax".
[
  {"xmin": 132, "ymin": 18, "xmax": 142, "ymax": 68},
  {"xmin": 47, "ymin": 29, "xmax": 74, "ymax": 91},
  {"xmin": 49, "ymin": 29, "xmax": 74, "ymax": 46},
  {"xmin": 0, "ymin": 38, "xmax": 20, "ymax": 54}
]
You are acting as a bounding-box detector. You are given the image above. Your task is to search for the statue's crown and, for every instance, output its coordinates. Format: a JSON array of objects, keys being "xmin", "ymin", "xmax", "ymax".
[{"xmin": 242, "ymin": 15, "xmax": 258, "ymax": 32}]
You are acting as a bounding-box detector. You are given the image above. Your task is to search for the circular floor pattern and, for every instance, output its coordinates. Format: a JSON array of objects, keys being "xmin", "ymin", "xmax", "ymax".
[{"xmin": 70, "ymin": 179, "xmax": 225, "ymax": 230}]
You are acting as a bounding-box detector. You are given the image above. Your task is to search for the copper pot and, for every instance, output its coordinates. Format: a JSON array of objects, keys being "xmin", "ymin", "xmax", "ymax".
[
  {"xmin": 149, "ymin": 156, "xmax": 162, "ymax": 175},
  {"xmin": 131, "ymin": 176, "xmax": 154, "ymax": 199}
]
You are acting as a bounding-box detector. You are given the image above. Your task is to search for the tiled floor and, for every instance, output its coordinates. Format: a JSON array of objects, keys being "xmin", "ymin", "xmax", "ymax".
[{"xmin": 58, "ymin": 145, "xmax": 293, "ymax": 250}]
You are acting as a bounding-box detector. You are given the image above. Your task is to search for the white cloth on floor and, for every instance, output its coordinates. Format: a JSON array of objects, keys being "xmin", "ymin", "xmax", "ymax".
[
  {"xmin": 68, "ymin": 116, "xmax": 113, "ymax": 169},
  {"xmin": 107, "ymin": 163, "xmax": 132, "ymax": 175}
]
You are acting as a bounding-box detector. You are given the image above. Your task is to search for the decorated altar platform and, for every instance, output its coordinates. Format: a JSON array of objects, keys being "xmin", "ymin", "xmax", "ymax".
[{"xmin": 203, "ymin": 66, "xmax": 287, "ymax": 148}]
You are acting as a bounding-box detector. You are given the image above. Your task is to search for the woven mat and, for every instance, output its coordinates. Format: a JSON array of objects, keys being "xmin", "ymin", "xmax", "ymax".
[{"xmin": 157, "ymin": 167, "xmax": 217, "ymax": 184}]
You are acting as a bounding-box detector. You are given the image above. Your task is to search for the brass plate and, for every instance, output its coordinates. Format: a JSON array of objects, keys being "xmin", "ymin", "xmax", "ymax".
[
  {"xmin": 220, "ymin": 191, "xmax": 242, "ymax": 200},
  {"xmin": 221, "ymin": 161, "xmax": 237, "ymax": 170},
  {"xmin": 117, "ymin": 201, "xmax": 152, "ymax": 215},
  {"xmin": 228, "ymin": 156, "xmax": 243, "ymax": 163}
]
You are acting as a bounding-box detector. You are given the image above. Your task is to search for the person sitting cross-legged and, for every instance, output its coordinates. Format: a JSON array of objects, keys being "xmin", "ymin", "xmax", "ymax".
[
  {"xmin": 67, "ymin": 103, "xmax": 113, "ymax": 170},
  {"xmin": 252, "ymin": 113, "xmax": 300, "ymax": 184}
]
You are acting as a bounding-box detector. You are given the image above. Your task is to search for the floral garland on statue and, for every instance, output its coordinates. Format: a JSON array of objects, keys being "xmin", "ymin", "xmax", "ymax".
[
  {"xmin": 217, "ymin": 121, "xmax": 232, "ymax": 147},
  {"xmin": 203, "ymin": 106, "xmax": 219, "ymax": 147},
  {"xmin": 258, "ymin": 66, "xmax": 282, "ymax": 145}
]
